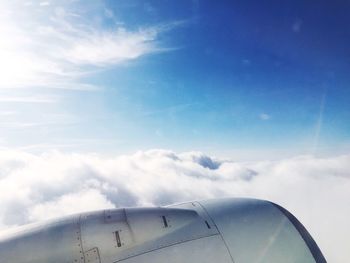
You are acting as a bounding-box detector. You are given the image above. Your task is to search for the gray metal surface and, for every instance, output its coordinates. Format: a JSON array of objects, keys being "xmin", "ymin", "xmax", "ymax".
[
  {"xmin": 199, "ymin": 198, "xmax": 322, "ymax": 263},
  {"xmin": 79, "ymin": 206, "xmax": 218, "ymax": 262},
  {"xmin": 0, "ymin": 198, "xmax": 326, "ymax": 263},
  {"xmin": 0, "ymin": 216, "xmax": 84, "ymax": 263},
  {"xmin": 116, "ymin": 235, "xmax": 233, "ymax": 263}
]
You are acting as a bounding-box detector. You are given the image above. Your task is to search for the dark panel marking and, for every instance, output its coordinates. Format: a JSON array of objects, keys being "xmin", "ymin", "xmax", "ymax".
[
  {"xmin": 115, "ymin": 231, "xmax": 122, "ymax": 247},
  {"xmin": 162, "ymin": 215, "xmax": 168, "ymax": 228},
  {"xmin": 205, "ymin": 220, "xmax": 211, "ymax": 229}
]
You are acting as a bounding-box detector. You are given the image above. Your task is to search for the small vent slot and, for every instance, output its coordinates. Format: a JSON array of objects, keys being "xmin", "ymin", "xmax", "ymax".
[
  {"xmin": 162, "ymin": 215, "xmax": 168, "ymax": 228},
  {"xmin": 115, "ymin": 231, "xmax": 122, "ymax": 247},
  {"xmin": 205, "ymin": 220, "xmax": 211, "ymax": 229}
]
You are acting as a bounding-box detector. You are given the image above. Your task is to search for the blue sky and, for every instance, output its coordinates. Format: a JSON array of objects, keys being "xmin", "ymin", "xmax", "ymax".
[{"xmin": 0, "ymin": 0, "xmax": 349, "ymax": 159}]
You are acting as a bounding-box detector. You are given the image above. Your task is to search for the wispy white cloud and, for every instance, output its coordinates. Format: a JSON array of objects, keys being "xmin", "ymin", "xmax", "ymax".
[
  {"xmin": 0, "ymin": 111, "xmax": 79, "ymax": 130},
  {"xmin": 259, "ymin": 113, "xmax": 271, "ymax": 120},
  {"xmin": 64, "ymin": 27, "xmax": 160, "ymax": 66},
  {"xmin": 0, "ymin": 95, "xmax": 58, "ymax": 103},
  {"xmin": 0, "ymin": 1, "xmax": 181, "ymax": 146},
  {"xmin": 0, "ymin": 122, "xmax": 48, "ymax": 129},
  {"xmin": 0, "ymin": 1, "xmax": 176, "ymax": 90},
  {"xmin": 0, "ymin": 149, "xmax": 348, "ymax": 262}
]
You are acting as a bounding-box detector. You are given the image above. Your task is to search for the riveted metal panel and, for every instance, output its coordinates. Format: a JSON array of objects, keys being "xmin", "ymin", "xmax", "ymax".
[
  {"xmin": 113, "ymin": 207, "xmax": 219, "ymax": 261},
  {"xmin": 80, "ymin": 210, "xmax": 134, "ymax": 263},
  {"xmin": 0, "ymin": 215, "xmax": 84, "ymax": 263},
  {"xmin": 104, "ymin": 209, "xmax": 127, "ymax": 224},
  {"xmin": 80, "ymin": 207, "xmax": 220, "ymax": 263},
  {"xmin": 84, "ymin": 247, "xmax": 101, "ymax": 263}
]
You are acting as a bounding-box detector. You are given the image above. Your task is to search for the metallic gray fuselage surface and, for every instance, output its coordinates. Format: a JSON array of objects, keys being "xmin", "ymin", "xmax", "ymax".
[{"xmin": 0, "ymin": 198, "xmax": 326, "ymax": 263}]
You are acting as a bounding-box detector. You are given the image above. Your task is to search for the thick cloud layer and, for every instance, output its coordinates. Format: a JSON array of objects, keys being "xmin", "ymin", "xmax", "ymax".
[{"xmin": 0, "ymin": 149, "xmax": 349, "ymax": 262}]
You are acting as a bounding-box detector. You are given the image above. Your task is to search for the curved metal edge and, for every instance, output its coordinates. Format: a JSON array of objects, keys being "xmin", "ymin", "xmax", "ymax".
[
  {"xmin": 270, "ymin": 202, "xmax": 327, "ymax": 263},
  {"xmin": 196, "ymin": 201, "xmax": 236, "ymax": 263}
]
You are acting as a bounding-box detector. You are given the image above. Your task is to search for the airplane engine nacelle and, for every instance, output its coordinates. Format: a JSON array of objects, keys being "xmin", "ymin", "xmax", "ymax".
[{"xmin": 0, "ymin": 198, "xmax": 326, "ymax": 263}]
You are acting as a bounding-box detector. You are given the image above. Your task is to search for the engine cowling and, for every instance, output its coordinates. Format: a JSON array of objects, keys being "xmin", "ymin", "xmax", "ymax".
[{"xmin": 0, "ymin": 198, "xmax": 326, "ymax": 263}]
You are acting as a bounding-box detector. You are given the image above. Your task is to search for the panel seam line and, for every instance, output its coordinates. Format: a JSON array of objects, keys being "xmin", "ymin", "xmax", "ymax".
[{"xmin": 196, "ymin": 201, "xmax": 236, "ymax": 263}]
